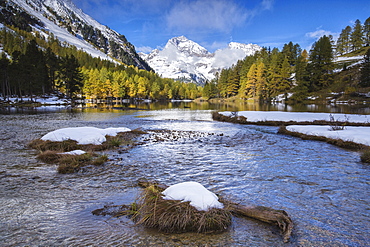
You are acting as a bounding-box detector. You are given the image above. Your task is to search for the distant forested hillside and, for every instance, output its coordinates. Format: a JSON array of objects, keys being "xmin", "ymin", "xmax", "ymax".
[
  {"xmin": 0, "ymin": 26, "xmax": 201, "ymax": 101},
  {"xmin": 206, "ymin": 16, "xmax": 370, "ymax": 102}
]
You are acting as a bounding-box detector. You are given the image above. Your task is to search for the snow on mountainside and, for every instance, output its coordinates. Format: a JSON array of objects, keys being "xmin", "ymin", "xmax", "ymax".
[
  {"xmin": 140, "ymin": 36, "xmax": 261, "ymax": 84},
  {"xmin": 3, "ymin": 0, "xmax": 150, "ymax": 70}
]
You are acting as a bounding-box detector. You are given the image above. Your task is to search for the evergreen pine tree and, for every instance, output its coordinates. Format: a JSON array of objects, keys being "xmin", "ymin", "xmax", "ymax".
[
  {"xmin": 45, "ymin": 47, "xmax": 60, "ymax": 91},
  {"xmin": 278, "ymin": 57, "xmax": 292, "ymax": 95},
  {"xmin": 282, "ymin": 42, "xmax": 301, "ymax": 66},
  {"xmin": 0, "ymin": 53, "xmax": 10, "ymax": 100},
  {"xmin": 336, "ymin": 26, "xmax": 352, "ymax": 55},
  {"xmin": 308, "ymin": 35, "xmax": 334, "ymax": 91},
  {"xmin": 350, "ymin": 19, "xmax": 364, "ymax": 51},
  {"xmin": 359, "ymin": 48, "xmax": 370, "ymax": 87},
  {"xmin": 295, "ymin": 50, "xmax": 309, "ymax": 87},
  {"xmin": 61, "ymin": 55, "xmax": 83, "ymax": 99},
  {"xmin": 364, "ymin": 17, "xmax": 370, "ymax": 46}
]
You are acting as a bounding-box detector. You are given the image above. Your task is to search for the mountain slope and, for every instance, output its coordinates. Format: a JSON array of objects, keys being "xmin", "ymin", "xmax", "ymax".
[
  {"xmin": 1, "ymin": 0, "xmax": 150, "ymax": 70},
  {"xmin": 140, "ymin": 36, "xmax": 261, "ymax": 84}
]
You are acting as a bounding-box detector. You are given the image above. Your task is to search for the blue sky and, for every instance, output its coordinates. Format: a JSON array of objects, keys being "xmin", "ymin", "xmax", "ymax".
[{"xmin": 72, "ymin": 0, "xmax": 370, "ymax": 53}]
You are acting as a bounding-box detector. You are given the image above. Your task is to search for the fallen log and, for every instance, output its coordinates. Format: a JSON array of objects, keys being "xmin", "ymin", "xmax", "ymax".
[
  {"xmin": 93, "ymin": 179, "xmax": 293, "ymax": 243},
  {"xmin": 224, "ymin": 201, "xmax": 293, "ymax": 243}
]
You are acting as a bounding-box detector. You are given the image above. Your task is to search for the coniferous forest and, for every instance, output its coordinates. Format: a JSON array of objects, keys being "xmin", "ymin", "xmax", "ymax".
[
  {"xmin": 0, "ymin": 11, "xmax": 369, "ymax": 103},
  {"xmin": 0, "ymin": 26, "xmax": 202, "ymax": 102},
  {"xmin": 204, "ymin": 16, "xmax": 370, "ymax": 102}
]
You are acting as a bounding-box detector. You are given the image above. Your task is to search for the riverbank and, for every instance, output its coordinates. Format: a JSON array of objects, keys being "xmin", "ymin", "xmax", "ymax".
[{"xmin": 213, "ymin": 111, "xmax": 370, "ymax": 153}]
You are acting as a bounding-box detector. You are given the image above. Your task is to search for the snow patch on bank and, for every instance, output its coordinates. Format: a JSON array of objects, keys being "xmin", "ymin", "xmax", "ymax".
[
  {"xmin": 59, "ymin": 150, "xmax": 86, "ymax": 155},
  {"xmin": 41, "ymin": 127, "xmax": 131, "ymax": 145},
  {"xmin": 162, "ymin": 181, "xmax": 223, "ymax": 211},
  {"xmin": 286, "ymin": 125, "xmax": 370, "ymax": 146},
  {"xmin": 220, "ymin": 111, "xmax": 370, "ymax": 123}
]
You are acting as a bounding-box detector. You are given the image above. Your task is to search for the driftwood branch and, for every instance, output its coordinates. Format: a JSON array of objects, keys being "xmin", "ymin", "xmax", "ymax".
[{"xmin": 224, "ymin": 201, "xmax": 293, "ymax": 243}]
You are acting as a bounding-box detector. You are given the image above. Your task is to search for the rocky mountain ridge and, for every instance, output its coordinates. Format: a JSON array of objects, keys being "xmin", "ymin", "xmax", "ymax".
[{"xmin": 1, "ymin": 0, "xmax": 150, "ymax": 70}]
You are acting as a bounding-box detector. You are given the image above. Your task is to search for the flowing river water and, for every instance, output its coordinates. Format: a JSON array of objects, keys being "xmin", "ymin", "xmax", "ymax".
[{"xmin": 0, "ymin": 104, "xmax": 369, "ymax": 246}]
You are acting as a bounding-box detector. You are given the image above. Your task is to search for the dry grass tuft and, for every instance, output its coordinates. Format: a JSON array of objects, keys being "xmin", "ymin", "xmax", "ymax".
[
  {"xmin": 29, "ymin": 139, "xmax": 80, "ymax": 152},
  {"xmin": 57, "ymin": 153, "xmax": 93, "ymax": 174},
  {"xmin": 133, "ymin": 185, "xmax": 232, "ymax": 233},
  {"xmin": 361, "ymin": 150, "xmax": 370, "ymax": 163},
  {"xmin": 35, "ymin": 149, "xmax": 108, "ymax": 174},
  {"xmin": 36, "ymin": 150, "xmax": 64, "ymax": 164}
]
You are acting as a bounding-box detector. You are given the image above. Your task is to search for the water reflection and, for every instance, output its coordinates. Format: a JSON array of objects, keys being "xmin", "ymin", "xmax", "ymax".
[{"xmin": 2, "ymin": 100, "xmax": 370, "ymax": 115}]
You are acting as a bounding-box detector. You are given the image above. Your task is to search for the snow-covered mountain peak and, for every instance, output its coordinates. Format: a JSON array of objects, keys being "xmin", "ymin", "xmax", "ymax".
[
  {"xmin": 141, "ymin": 37, "xmax": 262, "ymax": 84},
  {"xmin": 166, "ymin": 36, "xmax": 210, "ymax": 57}
]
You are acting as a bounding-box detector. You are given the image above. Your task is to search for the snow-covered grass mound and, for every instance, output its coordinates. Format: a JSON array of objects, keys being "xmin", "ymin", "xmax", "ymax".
[
  {"xmin": 41, "ymin": 127, "xmax": 131, "ymax": 145},
  {"xmin": 135, "ymin": 182, "xmax": 231, "ymax": 233},
  {"xmin": 29, "ymin": 126, "xmax": 143, "ymax": 174}
]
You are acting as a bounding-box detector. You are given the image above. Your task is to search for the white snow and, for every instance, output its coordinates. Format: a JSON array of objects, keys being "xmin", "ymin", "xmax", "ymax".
[
  {"xmin": 334, "ymin": 55, "xmax": 363, "ymax": 62},
  {"xmin": 286, "ymin": 125, "xmax": 370, "ymax": 146},
  {"xmin": 219, "ymin": 111, "xmax": 370, "ymax": 147},
  {"xmin": 6, "ymin": 96, "xmax": 70, "ymax": 105},
  {"xmin": 60, "ymin": 150, "xmax": 86, "ymax": 155},
  {"xmin": 162, "ymin": 181, "xmax": 224, "ymax": 211},
  {"xmin": 41, "ymin": 126, "xmax": 131, "ymax": 145},
  {"xmin": 220, "ymin": 111, "xmax": 370, "ymax": 123},
  {"xmin": 12, "ymin": 0, "xmax": 115, "ymax": 62}
]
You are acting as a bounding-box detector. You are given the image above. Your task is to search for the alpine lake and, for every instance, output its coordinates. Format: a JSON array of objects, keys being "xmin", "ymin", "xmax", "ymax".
[{"xmin": 0, "ymin": 101, "xmax": 369, "ymax": 246}]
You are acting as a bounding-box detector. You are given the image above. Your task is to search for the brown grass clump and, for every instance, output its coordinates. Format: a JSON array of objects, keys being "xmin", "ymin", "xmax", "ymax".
[
  {"xmin": 36, "ymin": 150, "xmax": 64, "ymax": 164},
  {"xmin": 361, "ymin": 150, "xmax": 370, "ymax": 163},
  {"xmin": 57, "ymin": 153, "xmax": 93, "ymax": 174},
  {"xmin": 91, "ymin": 154, "xmax": 108, "ymax": 166},
  {"xmin": 212, "ymin": 112, "xmax": 248, "ymax": 124},
  {"xmin": 35, "ymin": 150, "xmax": 109, "ymax": 174},
  {"xmin": 29, "ymin": 139, "xmax": 80, "ymax": 152},
  {"xmin": 57, "ymin": 153, "xmax": 108, "ymax": 174},
  {"xmin": 133, "ymin": 185, "xmax": 232, "ymax": 233}
]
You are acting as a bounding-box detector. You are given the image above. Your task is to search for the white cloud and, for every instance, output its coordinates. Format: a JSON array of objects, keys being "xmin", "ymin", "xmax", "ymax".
[
  {"xmin": 207, "ymin": 41, "xmax": 229, "ymax": 51},
  {"xmin": 305, "ymin": 26, "xmax": 339, "ymax": 39},
  {"xmin": 136, "ymin": 46, "xmax": 154, "ymax": 53},
  {"xmin": 305, "ymin": 29, "xmax": 334, "ymax": 39},
  {"xmin": 213, "ymin": 48, "xmax": 246, "ymax": 68},
  {"xmin": 261, "ymin": 0, "xmax": 274, "ymax": 11},
  {"xmin": 166, "ymin": 0, "xmax": 250, "ymax": 33}
]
